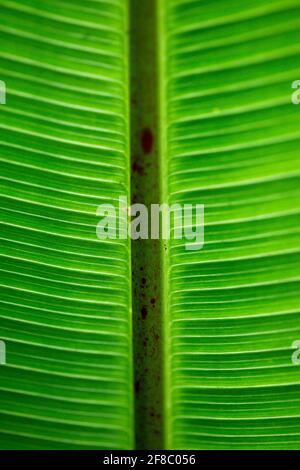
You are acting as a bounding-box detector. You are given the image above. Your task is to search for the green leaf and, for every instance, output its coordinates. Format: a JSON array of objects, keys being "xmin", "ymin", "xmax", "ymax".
[
  {"xmin": 0, "ymin": 0, "xmax": 133, "ymax": 449},
  {"xmin": 159, "ymin": 0, "xmax": 300, "ymax": 450},
  {"xmin": 1, "ymin": 0, "xmax": 300, "ymax": 452}
]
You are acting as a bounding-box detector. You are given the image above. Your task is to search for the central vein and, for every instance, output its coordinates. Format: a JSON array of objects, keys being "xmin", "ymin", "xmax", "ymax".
[{"xmin": 129, "ymin": 0, "xmax": 164, "ymax": 450}]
